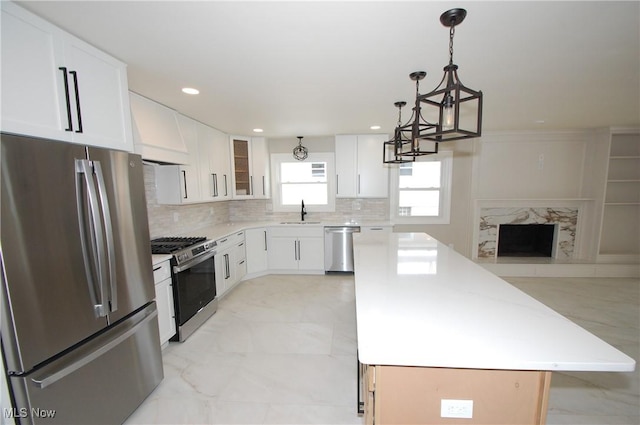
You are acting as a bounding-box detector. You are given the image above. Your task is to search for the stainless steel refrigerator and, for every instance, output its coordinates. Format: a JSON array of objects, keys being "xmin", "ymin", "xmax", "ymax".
[{"xmin": 1, "ymin": 133, "xmax": 163, "ymax": 424}]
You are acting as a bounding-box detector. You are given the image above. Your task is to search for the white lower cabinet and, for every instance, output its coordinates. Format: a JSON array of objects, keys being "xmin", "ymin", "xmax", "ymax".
[
  {"xmin": 152, "ymin": 259, "xmax": 176, "ymax": 347},
  {"xmin": 245, "ymin": 227, "xmax": 269, "ymax": 275},
  {"xmin": 267, "ymin": 226, "xmax": 324, "ymax": 272},
  {"xmin": 215, "ymin": 231, "xmax": 246, "ymax": 298}
]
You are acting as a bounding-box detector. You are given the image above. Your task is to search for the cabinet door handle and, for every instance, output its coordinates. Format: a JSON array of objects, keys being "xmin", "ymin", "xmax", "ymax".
[
  {"xmin": 58, "ymin": 67, "xmax": 73, "ymax": 132},
  {"xmin": 181, "ymin": 170, "xmax": 188, "ymax": 199},
  {"xmin": 224, "ymin": 175, "xmax": 228, "ymax": 196},
  {"xmin": 69, "ymin": 70, "xmax": 83, "ymax": 133},
  {"xmin": 250, "ymin": 176, "xmax": 253, "ymax": 196},
  {"xmin": 263, "ymin": 231, "xmax": 267, "ymax": 251},
  {"xmin": 153, "ymin": 266, "xmax": 162, "ymax": 272},
  {"xmin": 212, "ymin": 174, "xmax": 218, "ymax": 197},
  {"xmin": 293, "ymin": 241, "xmax": 298, "ymax": 261},
  {"xmin": 357, "ymin": 174, "xmax": 361, "ymax": 194},
  {"xmin": 297, "ymin": 240, "xmax": 301, "ymax": 261},
  {"xmin": 262, "ymin": 176, "xmax": 266, "ymax": 196},
  {"xmin": 336, "ymin": 174, "xmax": 339, "ymax": 194},
  {"xmin": 224, "ymin": 254, "xmax": 230, "ymax": 279}
]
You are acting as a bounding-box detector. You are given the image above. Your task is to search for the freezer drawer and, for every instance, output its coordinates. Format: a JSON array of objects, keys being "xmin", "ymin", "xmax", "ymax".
[
  {"xmin": 8, "ymin": 303, "xmax": 163, "ymax": 425},
  {"xmin": 324, "ymin": 226, "xmax": 360, "ymax": 272}
]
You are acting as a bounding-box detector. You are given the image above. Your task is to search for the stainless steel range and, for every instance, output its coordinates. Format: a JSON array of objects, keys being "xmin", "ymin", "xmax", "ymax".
[{"xmin": 151, "ymin": 237, "xmax": 217, "ymax": 341}]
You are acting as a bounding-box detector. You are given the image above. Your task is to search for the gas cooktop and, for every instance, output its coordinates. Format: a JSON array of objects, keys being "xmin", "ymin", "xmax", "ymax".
[{"xmin": 150, "ymin": 236, "xmax": 207, "ymax": 254}]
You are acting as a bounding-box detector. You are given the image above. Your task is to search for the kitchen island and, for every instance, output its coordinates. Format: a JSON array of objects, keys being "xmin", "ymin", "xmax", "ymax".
[{"xmin": 353, "ymin": 232, "xmax": 635, "ymax": 424}]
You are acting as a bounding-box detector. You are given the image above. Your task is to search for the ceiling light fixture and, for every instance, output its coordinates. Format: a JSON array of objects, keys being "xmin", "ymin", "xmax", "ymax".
[
  {"xmin": 370, "ymin": 125, "xmax": 381, "ymax": 130},
  {"xmin": 253, "ymin": 128, "xmax": 264, "ymax": 133},
  {"xmin": 181, "ymin": 87, "xmax": 199, "ymax": 95},
  {"xmin": 398, "ymin": 71, "xmax": 439, "ymax": 157},
  {"xmin": 418, "ymin": 8, "xmax": 483, "ymax": 142},
  {"xmin": 383, "ymin": 101, "xmax": 415, "ymax": 164},
  {"xmin": 293, "ymin": 136, "xmax": 308, "ymax": 161}
]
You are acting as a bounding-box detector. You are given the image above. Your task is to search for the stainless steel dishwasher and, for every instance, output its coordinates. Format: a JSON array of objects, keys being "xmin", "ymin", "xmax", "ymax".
[{"xmin": 324, "ymin": 225, "xmax": 361, "ymax": 273}]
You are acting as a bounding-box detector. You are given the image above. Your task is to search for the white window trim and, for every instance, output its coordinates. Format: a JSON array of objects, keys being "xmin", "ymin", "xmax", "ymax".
[
  {"xmin": 270, "ymin": 152, "xmax": 336, "ymax": 213},
  {"xmin": 390, "ymin": 151, "xmax": 453, "ymax": 224}
]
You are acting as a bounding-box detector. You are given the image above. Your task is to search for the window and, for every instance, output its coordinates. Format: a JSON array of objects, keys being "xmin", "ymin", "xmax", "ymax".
[
  {"xmin": 271, "ymin": 153, "xmax": 335, "ymax": 212},
  {"xmin": 390, "ymin": 151, "xmax": 453, "ymax": 224}
]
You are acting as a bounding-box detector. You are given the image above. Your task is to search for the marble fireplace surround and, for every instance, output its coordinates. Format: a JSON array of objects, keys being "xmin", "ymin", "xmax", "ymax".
[{"xmin": 474, "ymin": 201, "xmax": 583, "ymax": 261}]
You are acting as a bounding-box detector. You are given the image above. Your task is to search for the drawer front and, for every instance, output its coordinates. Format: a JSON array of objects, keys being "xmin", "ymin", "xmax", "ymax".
[
  {"xmin": 152, "ymin": 260, "xmax": 171, "ymax": 283},
  {"xmin": 216, "ymin": 231, "xmax": 245, "ymax": 250},
  {"xmin": 270, "ymin": 226, "xmax": 323, "ymax": 238}
]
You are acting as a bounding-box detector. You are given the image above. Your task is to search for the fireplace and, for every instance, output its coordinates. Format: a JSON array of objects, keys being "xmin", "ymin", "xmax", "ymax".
[
  {"xmin": 476, "ymin": 206, "xmax": 578, "ymax": 260},
  {"xmin": 497, "ymin": 224, "xmax": 556, "ymax": 257}
]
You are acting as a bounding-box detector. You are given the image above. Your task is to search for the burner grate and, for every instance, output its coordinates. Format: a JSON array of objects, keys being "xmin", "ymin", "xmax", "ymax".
[{"xmin": 150, "ymin": 236, "xmax": 207, "ymax": 254}]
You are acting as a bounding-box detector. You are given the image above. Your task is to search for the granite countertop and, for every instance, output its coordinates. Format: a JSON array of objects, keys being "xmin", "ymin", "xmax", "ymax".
[{"xmin": 353, "ymin": 231, "xmax": 636, "ymax": 372}]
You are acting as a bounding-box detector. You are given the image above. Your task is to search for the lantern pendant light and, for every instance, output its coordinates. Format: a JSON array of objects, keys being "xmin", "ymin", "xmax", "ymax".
[
  {"xmin": 292, "ymin": 136, "xmax": 308, "ymax": 161},
  {"xmin": 383, "ymin": 101, "xmax": 415, "ymax": 164},
  {"xmin": 418, "ymin": 8, "xmax": 483, "ymax": 142},
  {"xmin": 400, "ymin": 71, "xmax": 438, "ymax": 156}
]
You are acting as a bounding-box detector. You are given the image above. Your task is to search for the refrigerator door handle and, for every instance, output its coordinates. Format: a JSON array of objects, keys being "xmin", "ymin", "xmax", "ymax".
[
  {"xmin": 76, "ymin": 159, "xmax": 106, "ymax": 316},
  {"xmin": 75, "ymin": 159, "xmax": 108, "ymax": 317},
  {"xmin": 93, "ymin": 161, "xmax": 117, "ymax": 313},
  {"xmin": 31, "ymin": 306, "xmax": 158, "ymax": 389}
]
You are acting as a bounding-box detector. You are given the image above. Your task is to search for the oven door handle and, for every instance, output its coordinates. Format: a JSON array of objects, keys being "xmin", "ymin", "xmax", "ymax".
[{"xmin": 173, "ymin": 250, "xmax": 216, "ymax": 273}]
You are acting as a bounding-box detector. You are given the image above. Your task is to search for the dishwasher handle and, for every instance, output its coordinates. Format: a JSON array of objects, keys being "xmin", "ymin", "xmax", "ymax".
[{"xmin": 324, "ymin": 226, "xmax": 361, "ymax": 234}]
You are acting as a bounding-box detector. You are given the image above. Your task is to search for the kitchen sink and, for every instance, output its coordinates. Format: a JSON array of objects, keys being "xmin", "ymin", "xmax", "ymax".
[{"xmin": 279, "ymin": 221, "xmax": 321, "ymax": 225}]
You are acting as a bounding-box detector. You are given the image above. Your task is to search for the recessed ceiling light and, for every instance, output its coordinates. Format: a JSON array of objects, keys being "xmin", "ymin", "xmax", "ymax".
[
  {"xmin": 535, "ymin": 120, "xmax": 545, "ymax": 124},
  {"xmin": 181, "ymin": 87, "xmax": 199, "ymax": 95},
  {"xmin": 370, "ymin": 125, "xmax": 381, "ymax": 130},
  {"xmin": 253, "ymin": 128, "xmax": 264, "ymax": 133}
]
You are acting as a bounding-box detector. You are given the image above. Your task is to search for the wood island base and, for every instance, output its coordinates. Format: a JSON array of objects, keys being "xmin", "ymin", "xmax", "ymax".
[{"xmin": 363, "ymin": 365, "xmax": 552, "ymax": 425}]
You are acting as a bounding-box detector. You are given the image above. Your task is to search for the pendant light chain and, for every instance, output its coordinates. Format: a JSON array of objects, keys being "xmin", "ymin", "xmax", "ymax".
[{"xmin": 449, "ymin": 25, "xmax": 455, "ymax": 65}]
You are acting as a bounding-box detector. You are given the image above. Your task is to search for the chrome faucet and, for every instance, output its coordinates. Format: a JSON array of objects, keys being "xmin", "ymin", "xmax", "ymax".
[{"xmin": 301, "ymin": 200, "xmax": 307, "ymax": 221}]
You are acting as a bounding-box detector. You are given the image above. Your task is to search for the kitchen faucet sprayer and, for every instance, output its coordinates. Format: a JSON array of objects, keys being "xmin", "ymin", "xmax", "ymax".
[{"xmin": 301, "ymin": 200, "xmax": 307, "ymax": 221}]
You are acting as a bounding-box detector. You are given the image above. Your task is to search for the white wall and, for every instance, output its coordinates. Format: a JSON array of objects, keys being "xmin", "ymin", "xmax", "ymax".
[
  {"xmin": 472, "ymin": 130, "xmax": 596, "ymax": 199},
  {"xmin": 268, "ymin": 136, "xmax": 334, "ymax": 154}
]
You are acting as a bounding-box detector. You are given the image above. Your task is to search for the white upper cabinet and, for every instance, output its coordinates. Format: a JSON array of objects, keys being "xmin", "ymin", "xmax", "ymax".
[
  {"xmin": 198, "ymin": 124, "xmax": 232, "ymax": 202},
  {"xmin": 229, "ymin": 136, "xmax": 271, "ymax": 199},
  {"xmin": 1, "ymin": 2, "xmax": 133, "ymax": 151},
  {"xmin": 335, "ymin": 134, "xmax": 389, "ymax": 198},
  {"xmin": 230, "ymin": 136, "xmax": 253, "ymax": 198},
  {"xmin": 251, "ymin": 137, "xmax": 271, "ymax": 199},
  {"xmin": 129, "ymin": 92, "xmax": 189, "ymax": 164}
]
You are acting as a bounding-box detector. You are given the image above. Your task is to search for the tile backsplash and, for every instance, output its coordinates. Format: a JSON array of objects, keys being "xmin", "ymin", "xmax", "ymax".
[{"xmin": 144, "ymin": 164, "xmax": 389, "ymax": 237}]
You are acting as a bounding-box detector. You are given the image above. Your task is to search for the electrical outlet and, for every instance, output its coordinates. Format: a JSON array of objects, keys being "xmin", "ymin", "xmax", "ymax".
[
  {"xmin": 173, "ymin": 212, "xmax": 179, "ymax": 223},
  {"xmin": 441, "ymin": 399, "xmax": 473, "ymax": 419}
]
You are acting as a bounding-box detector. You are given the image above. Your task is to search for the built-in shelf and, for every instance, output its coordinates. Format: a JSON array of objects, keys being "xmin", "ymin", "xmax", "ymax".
[{"xmin": 599, "ymin": 130, "xmax": 640, "ymax": 260}]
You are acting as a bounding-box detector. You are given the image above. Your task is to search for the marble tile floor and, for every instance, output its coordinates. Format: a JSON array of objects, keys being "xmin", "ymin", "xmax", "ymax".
[{"xmin": 124, "ymin": 275, "xmax": 639, "ymax": 425}]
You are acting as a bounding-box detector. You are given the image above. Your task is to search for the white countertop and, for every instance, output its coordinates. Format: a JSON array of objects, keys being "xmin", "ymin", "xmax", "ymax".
[
  {"xmin": 172, "ymin": 220, "xmax": 391, "ymax": 242},
  {"xmin": 354, "ymin": 232, "xmax": 636, "ymax": 372}
]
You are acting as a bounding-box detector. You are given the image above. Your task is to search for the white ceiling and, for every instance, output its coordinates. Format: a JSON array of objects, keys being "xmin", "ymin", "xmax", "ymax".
[{"xmin": 16, "ymin": 1, "xmax": 640, "ymax": 139}]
